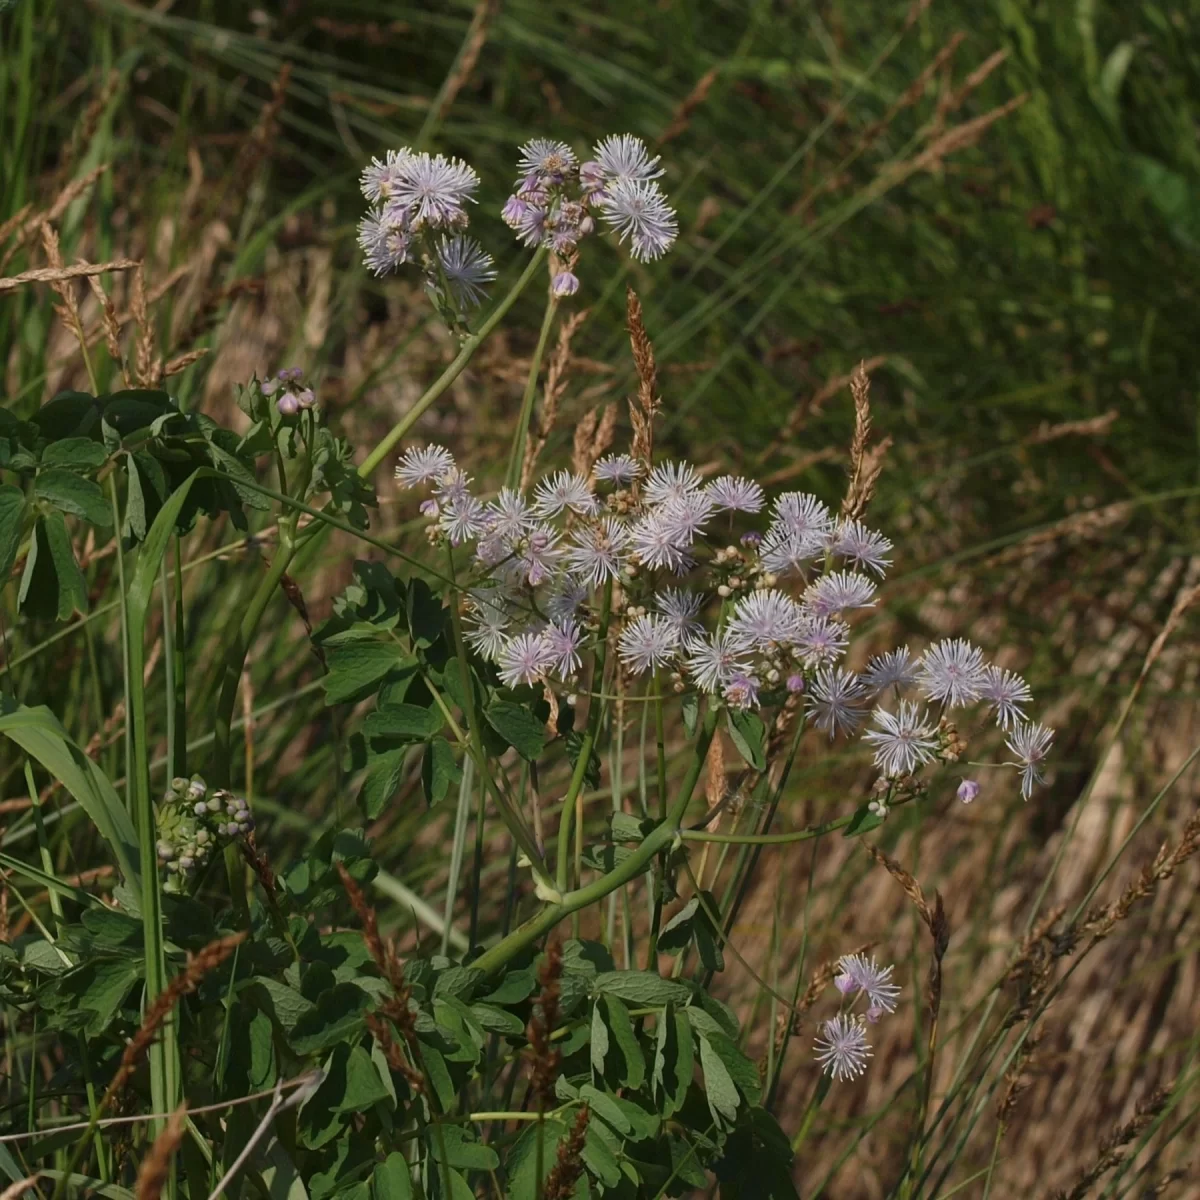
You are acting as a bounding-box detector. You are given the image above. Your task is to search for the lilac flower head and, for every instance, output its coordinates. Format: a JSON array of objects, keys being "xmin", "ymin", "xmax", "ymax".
[
  {"xmin": 396, "ymin": 445, "xmax": 456, "ymax": 489},
  {"xmin": 358, "ymin": 209, "xmax": 412, "ymax": 275},
  {"xmin": 517, "ymin": 525, "xmax": 564, "ymax": 587},
  {"xmin": 706, "ymin": 475, "xmax": 766, "ymax": 513},
  {"xmin": 593, "ymin": 453, "xmax": 642, "ymax": 486},
  {"xmin": 918, "ymin": 638, "xmax": 987, "ymax": 709},
  {"xmin": 497, "ymin": 631, "xmax": 554, "ymax": 688},
  {"xmin": 786, "ymin": 673, "xmax": 806, "ymax": 694},
  {"xmin": 814, "ymin": 1014, "xmax": 872, "ymax": 1082},
  {"xmin": 516, "ymin": 138, "xmax": 578, "ymax": 186},
  {"xmin": 389, "ymin": 152, "xmax": 480, "ymax": 228},
  {"xmin": 545, "ymin": 580, "xmax": 589, "ymax": 622},
  {"xmin": 629, "ymin": 511, "xmax": 691, "ymax": 573},
  {"xmin": 806, "ymin": 666, "xmax": 867, "ymax": 738},
  {"xmin": 862, "ymin": 647, "xmax": 918, "ymax": 695},
  {"xmin": 644, "ymin": 461, "xmax": 703, "ymax": 507},
  {"xmin": 360, "ymin": 147, "xmax": 417, "ymax": 203},
  {"xmin": 655, "ymin": 587, "xmax": 705, "ymax": 640},
  {"xmin": 863, "ymin": 701, "xmax": 939, "ymax": 777},
  {"xmin": 543, "ymin": 619, "xmax": 584, "ymax": 679},
  {"xmin": 957, "ymin": 778, "xmax": 981, "ymax": 805},
  {"xmin": 685, "ymin": 629, "xmax": 751, "ymax": 694},
  {"xmin": 485, "ymin": 487, "xmax": 535, "ymax": 545},
  {"xmin": 599, "ymin": 178, "xmax": 678, "ymax": 261},
  {"xmin": 773, "ymin": 492, "xmax": 834, "ymax": 541},
  {"xmin": 591, "ymin": 134, "xmax": 664, "ymax": 185},
  {"xmin": 566, "ymin": 517, "xmax": 631, "ymax": 586},
  {"xmin": 655, "ymin": 490, "xmax": 715, "ymax": 548},
  {"xmin": 980, "ymin": 665, "xmax": 1032, "ymax": 730},
  {"xmin": 802, "ymin": 570, "xmax": 878, "ymax": 618},
  {"xmin": 833, "ymin": 518, "xmax": 893, "ymax": 577},
  {"xmin": 551, "ymin": 270, "xmax": 580, "ymax": 298},
  {"xmin": 834, "ymin": 954, "xmax": 901, "ymax": 1015},
  {"xmin": 502, "ymin": 195, "xmax": 546, "ymax": 246},
  {"xmin": 464, "ymin": 592, "xmax": 511, "ymax": 661},
  {"xmin": 434, "ymin": 235, "xmax": 496, "ymax": 308},
  {"xmin": 439, "ymin": 493, "xmax": 489, "ymax": 546},
  {"xmin": 723, "ymin": 671, "xmax": 761, "ymax": 710},
  {"xmin": 727, "ymin": 590, "xmax": 803, "ymax": 650},
  {"xmin": 617, "ymin": 614, "xmax": 679, "ymax": 676},
  {"xmin": 533, "ymin": 471, "xmax": 598, "ymax": 519},
  {"xmin": 759, "ymin": 529, "xmax": 823, "ymax": 577},
  {"xmin": 1006, "ymin": 721, "xmax": 1053, "ymax": 800},
  {"xmin": 793, "ymin": 614, "xmax": 849, "ymax": 668}
]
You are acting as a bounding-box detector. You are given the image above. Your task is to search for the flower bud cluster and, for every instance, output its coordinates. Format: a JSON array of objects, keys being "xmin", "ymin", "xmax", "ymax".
[
  {"xmin": 155, "ymin": 775, "xmax": 254, "ymax": 894},
  {"xmin": 262, "ymin": 366, "xmax": 316, "ymax": 417}
]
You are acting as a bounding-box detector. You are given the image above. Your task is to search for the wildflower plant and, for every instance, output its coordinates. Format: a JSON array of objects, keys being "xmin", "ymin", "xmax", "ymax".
[{"xmin": 0, "ymin": 128, "xmax": 1065, "ymax": 1200}]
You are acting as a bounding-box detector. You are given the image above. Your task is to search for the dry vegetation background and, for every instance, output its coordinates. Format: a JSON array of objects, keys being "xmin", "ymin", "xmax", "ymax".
[{"xmin": 3, "ymin": 0, "xmax": 1200, "ymax": 1195}]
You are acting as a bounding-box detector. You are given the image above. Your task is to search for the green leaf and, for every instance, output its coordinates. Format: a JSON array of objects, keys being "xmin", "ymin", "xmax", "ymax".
[
  {"xmin": 41, "ymin": 438, "xmax": 107, "ymax": 471},
  {"xmin": 59, "ymin": 958, "xmax": 141, "ymax": 1038},
  {"xmin": 653, "ymin": 1004, "xmax": 693, "ymax": 1118},
  {"xmin": 427, "ymin": 1126, "xmax": 500, "ymax": 1171},
  {"xmin": 484, "ymin": 700, "xmax": 546, "ymax": 760},
  {"xmin": 582, "ymin": 1120, "xmax": 622, "ymax": 1187},
  {"xmin": 590, "ymin": 1001, "xmax": 610, "ymax": 1074},
  {"xmin": 406, "ymin": 577, "xmax": 443, "ymax": 647},
  {"xmin": 126, "ymin": 475, "xmax": 195, "ymax": 627},
  {"xmin": 100, "ymin": 389, "xmax": 177, "ymax": 438},
  {"xmin": 0, "ymin": 695, "xmax": 139, "ymax": 887},
  {"xmin": 699, "ymin": 1034, "xmax": 741, "ymax": 1127},
  {"xmin": 593, "ymin": 970, "xmax": 692, "ymax": 1008},
  {"xmin": 703, "ymin": 1030, "xmax": 761, "ymax": 1104},
  {"xmin": 468, "ymin": 1002, "xmax": 524, "ymax": 1037},
  {"xmin": 357, "ymin": 748, "xmax": 408, "ymax": 820},
  {"xmin": 682, "ymin": 692, "xmax": 700, "ymax": 738},
  {"xmin": 422, "ymin": 737, "xmax": 460, "ymax": 806},
  {"xmin": 371, "ymin": 1154, "xmax": 413, "ymax": 1200},
  {"xmin": 240, "ymin": 976, "xmax": 315, "ymax": 1033},
  {"xmin": 842, "ymin": 802, "xmax": 884, "ymax": 839},
  {"xmin": 363, "ymin": 702, "xmax": 442, "ymax": 742},
  {"xmin": 0, "ymin": 485, "xmax": 27, "ymax": 583},
  {"xmin": 602, "ymin": 994, "xmax": 645, "ymax": 1090},
  {"xmin": 416, "ymin": 1040, "xmax": 455, "ymax": 1111},
  {"xmin": 34, "ymin": 467, "xmax": 112, "ymax": 526},
  {"xmin": 334, "ymin": 1044, "xmax": 392, "ymax": 1113},
  {"xmin": 726, "ymin": 709, "xmax": 766, "ymax": 771},
  {"xmin": 289, "ymin": 983, "xmax": 370, "ymax": 1054},
  {"xmin": 32, "ymin": 391, "xmax": 99, "ymax": 440},
  {"xmin": 19, "ymin": 510, "xmax": 89, "ymax": 621},
  {"xmin": 323, "ymin": 642, "xmax": 408, "ymax": 705}
]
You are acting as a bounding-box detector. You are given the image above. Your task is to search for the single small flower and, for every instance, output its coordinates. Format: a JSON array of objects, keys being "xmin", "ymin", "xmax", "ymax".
[
  {"xmin": 360, "ymin": 147, "xmax": 417, "ymax": 203},
  {"xmin": 644, "ymin": 461, "xmax": 703, "ymax": 507},
  {"xmin": 980, "ymin": 665, "xmax": 1032, "ymax": 730},
  {"xmin": 629, "ymin": 511, "xmax": 691, "ymax": 573},
  {"xmin": 591, "ymin": 133, "xmax": 664, "ymax": 184},
  {"xmin": 593, "ymin": 453, "xmax": 641, "ymax": 485},
  {"xmin": 918, "ymin": 638, "xmax": 988, "ymax": 709},
  {"xmin": 277, "ymin": 389, "xmax": 301, "ymax": 416},
  {"xmin": 434, "ymin": 234, "xmax": 496, "ymax": 309},
  {"xmin": 1006, "ymin": 721, "xmax": 1053, "ymax": 800},
  {"xmin": 723, "ymin": 671, "xmax": 761, "ymax": 709},
  {"xmin": 358, "ymin": 209, "xmax": 412, "ymax": 275},
  {"xmin": 433, "ymin": 465, "xmax": 473, "ymax": 504},
  {"xmin": 390, "ymin": 152, "xmax": 480, "ymax": 228},
  {"xmin": 759, "ymin": 529, "xmax": 824, "ymax": 577},
  {"xmin": 486, "ymin": 487, "xmax": 536, "ymax": 544},
  {"xmin": 862, "ymin": 646, "xmax": 918, "ymax": 695},
  {"xmin": 396, "ymin": 445, "xmax": 456, "ymax": 488},
  {"xmin": 533, "ymin": 470, "xmax": 599, "ymax": 518},
  {"xmin": 516, "ymin": 138, "xmax": 578, "ymax": 185},
  {"xmin": 502, "ymin": 195, "xmax": 547, "ymax": 246},
  {"xmin": 545, "ymin": 580, "xmax": 589, "ymax": 622},
  {"xmin": 517, "ymin": 526, "xmax": 564, "ymax": 586},
  {"xmin": 792, "ymin": 614, "xmax": 849, "ymax": 668},
  {"xmin": 617, "ymin": 613, "xmax": 679, "ymax": 675},
  {"xmin": 833, "ymin": 518, "xmax": 893, "ymax": 577},
  {"xmin": 551, "ymin": 270, "xmax": 580, "ymax": 298},
  {"xmin": 566, "ymin": 517, "xmax": 631, "ymax": 586},
  {"xmin": 706, "ymin": 475, "xmax": 765, "ymax": 513},
  {"xmin": 802, "ymin": 570, "xmax": 877, "ymax": 618},
  {"xmin": 599, "ymin": 178, "xmax": 678, "ymax": 261},
  {"xmin": 806, "ymin": 666, "xmax": 867, "ymax": 738},
  {"xmin": 786, "ymin": 673, "xmax": 805, "ymax": 693},
  {"xmin": 957, "ymin": 778, "xmax": 981, "ymax": 805},
  {"xmin": 420, "ymin": 498, "xmax": 440, "ymax": 519},
  {"xmin": 727, "ymin": 590, "xmax": 803, "ymax": 649},
  {"xmin": 465, "ymin": 596, "xmax": 511, "ymax": 661},
  {"xmin": 655, "ymin": 490, "xmax": 714, "ymax": 548},
  {"xmin": 773, "ymin": 491, "xmax": 834, "ymax": 541},
  {"xmin": 543, "ymin": 619, "xmax": 584, "ymax": 679},
  {"xmin": 814, "ymin": 1014, "xmax": 872, "ymax": 1082},
  {"xmin": 440, "ymin": 494, "xmax": 489, "ymax": 545},
  {"xmin": 834, "ymin": 953, "xmax": 902, "ymax": 1016},
  {"xmin": 863, "ymin": 701, "xmax": 939, "ymax": 778},
  {"xmin": 656, "ymin": 587, "xmax": 705, "ymax": 640},
  {"xmin": 497, "ymin": 631, "xmax": 554, "ymax": 688},
  {"xmin": 685, "ymin": 628, "xmax": 751, "ymax": 694}
]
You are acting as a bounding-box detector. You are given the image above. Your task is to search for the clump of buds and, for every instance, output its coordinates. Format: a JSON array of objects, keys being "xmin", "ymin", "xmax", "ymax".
[
  {"xmin": 262, "ymin": 366, "xmax": 316, "ymax": 416},
  {"xmin": 155, "ymin": 775, "xmax": 254, "ymax": 894}
]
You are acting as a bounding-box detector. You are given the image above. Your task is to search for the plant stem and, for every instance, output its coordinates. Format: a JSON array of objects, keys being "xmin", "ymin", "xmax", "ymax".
[
  {"xmin": 473, "ymin": 706, "xmax": 718, "ymax": 977},
  {"xmin": 357, "ymin": 247, "xmax": 547, "ymax": 479},
  {"xmin": 555, "ymin": 580, "xmax": 612, "ymax": 892},
  {"xmin": 644, "ymin": 673, "xmax": 670, "ymax": 968},
  {"xmin": 505, "ymin": 289, "xmax": 558, "ymax": 489}
]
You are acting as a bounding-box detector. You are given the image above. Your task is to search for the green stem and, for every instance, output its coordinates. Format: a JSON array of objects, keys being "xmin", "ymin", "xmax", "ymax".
[
  {"xmin": 473, "ymin": 706, "xmax": 718, "ymax": 977},
  {"xmin": 358, "ymin": 247, "xmax": 547, "ymax": 479},
  {"xmin": 171, "ymin": 539, "xmax": 187, "ymax": 778},
  {"xmin": 505, "ymin": 289, "xmax": 558, "ymax": 489},
  {"xmin": 644, "ymin": 673, "xmax": 670, "ymax": 968},
  {"xmin": 555, "ymin": 580, "xmax": 612, "ymax": 891}
]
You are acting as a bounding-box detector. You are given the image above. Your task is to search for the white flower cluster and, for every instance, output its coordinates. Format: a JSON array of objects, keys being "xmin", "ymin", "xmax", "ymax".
[{"xmin": 395, "ymin": 445, "xmax": 1053, "ymax": 800}]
